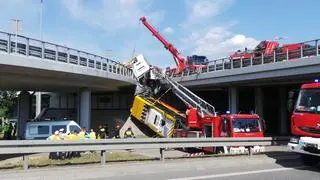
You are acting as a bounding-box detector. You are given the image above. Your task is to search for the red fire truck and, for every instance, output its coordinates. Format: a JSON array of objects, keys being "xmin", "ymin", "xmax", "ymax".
[{"xmin": 288, "ymin": 79, "xmax": 320, "ymax": 166}]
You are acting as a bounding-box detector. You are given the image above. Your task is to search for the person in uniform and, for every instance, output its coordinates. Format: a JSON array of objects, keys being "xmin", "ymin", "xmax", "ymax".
[{"xmin": 124, "ymin": 126, "xmax": 135, "ymax": 138}]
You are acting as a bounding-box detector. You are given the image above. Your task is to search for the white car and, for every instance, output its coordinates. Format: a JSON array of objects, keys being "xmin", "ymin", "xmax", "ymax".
[{"xmin": 24, "ymin": 120, "xmax": 81, "ymax": 140}]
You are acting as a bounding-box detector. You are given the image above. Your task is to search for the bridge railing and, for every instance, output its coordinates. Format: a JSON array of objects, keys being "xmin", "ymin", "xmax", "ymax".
[
  {"xmin": 0, "ymin": 137, "xmax": 289, "ymax": 170},
  {"xmin": 169, "ymin": 39, "xmax": 320, "ymax": 77},
  {"xmin": 0, "ymin": 31, "xmax": 134, "ymax": 79}
]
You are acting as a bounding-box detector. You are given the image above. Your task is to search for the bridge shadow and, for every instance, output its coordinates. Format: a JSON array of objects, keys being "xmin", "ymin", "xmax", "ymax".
[{"xmin": 264, "ymin": 151, "xmax": 320, "ymax": 173}]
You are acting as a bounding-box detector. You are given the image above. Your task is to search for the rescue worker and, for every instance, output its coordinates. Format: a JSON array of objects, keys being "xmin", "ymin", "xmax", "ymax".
[
  {"xmin": 47, "ymin": 131, "xmax": 61, "ymax": 159},
  {"xmin": 98, "ymin": 125, "xmax": 106, "ymax": 139},
  {"xmin": 124, "ymin": 126, "xmax": 135, "ymax": 138},
  {"xmin": 79, "ymin": 127, "xmax": 86, "ymax": 140},
  {"xmin": 7, "ymin": 123, "xmax": 13, "ymax": 140},
  {"xmin": 115, "ymin": 122, "xmax": 121, "ymax": 139},
  {"xmin": 58, "ymin": 128, "xmax": 65, "ymax": 140},
  {"xmin": 72, "ymin": 131, "xmax": 81, "ymax": 157},
  {"xmin": 89, "ymin": 129, "xmax": 96, "ymax": 139},
  {"xmin": 64, "ymin": 131, "xmax": 72, "ymax": 159},
  {"xmin": 3, "ymin": 122, "xmax": 9, "ymax": 140},
  {"xmin": 124, "ymin": 126, "xmax": 135, "ymax": 152}
]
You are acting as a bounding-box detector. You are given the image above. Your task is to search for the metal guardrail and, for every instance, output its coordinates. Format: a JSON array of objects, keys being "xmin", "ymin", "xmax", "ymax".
[
  {"xmin": 169, "ymin": 39, "xmax": 320, "ymax": 77},
  {"xmin": 0, "ymin": 31, "xmax": 134, "ymax": 78},
  {"xmin": 0, "ymin": 137, "xmax": 289, "ymax": 170}
]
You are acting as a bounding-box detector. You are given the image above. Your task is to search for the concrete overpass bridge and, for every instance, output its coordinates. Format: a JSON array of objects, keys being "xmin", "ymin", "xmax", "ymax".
[
  {"xmin": 0, "ymin": 31, "xmax": 135, "ymax": 137},
  {"xmin": 0, "ymin": 31, "xmax": 135, "ymax": 91}
]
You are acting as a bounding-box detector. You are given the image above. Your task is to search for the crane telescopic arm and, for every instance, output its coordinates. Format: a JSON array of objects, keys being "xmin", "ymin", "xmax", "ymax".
[{"xmin": 140, "ymin": 16, "xmax": 186, "ymax": 72}]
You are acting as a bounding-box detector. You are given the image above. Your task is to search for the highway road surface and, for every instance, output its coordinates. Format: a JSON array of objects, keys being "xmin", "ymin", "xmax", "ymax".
[{"xmin": 0, "ymin": 151, "xmax": 319, "ymax": 180}]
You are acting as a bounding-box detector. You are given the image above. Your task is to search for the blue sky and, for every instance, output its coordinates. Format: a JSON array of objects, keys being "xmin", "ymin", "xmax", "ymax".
[{"xmin": 0, "ymin": 0, "xmax": 319, "ymax": 67}]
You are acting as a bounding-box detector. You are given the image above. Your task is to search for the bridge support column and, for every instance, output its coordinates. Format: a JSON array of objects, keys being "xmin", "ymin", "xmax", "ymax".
[
  {"xmin": 228, "ymin": 87, "xmax": 238, "ymax": 114},
  {"xmin": 254, "ymin": 87, "xmax": 264, "ymax": 119},
  {"xmin": 17, "ymin": 91, "xmax": 31, "ymax": 139},
  {"xmin": 278, "ymin": 87, "xmax": 288, "ymax": 135},
  {"xmin": 79, "ymin": 88, "xmax": 91, "ymax": 129},
  {"xmin": 49, "ymin": 93, "xmax": 60, "ymax": 108},
  {"xmin": 35, "ymin": 92, "xmax": 41, "ymax": 118}
]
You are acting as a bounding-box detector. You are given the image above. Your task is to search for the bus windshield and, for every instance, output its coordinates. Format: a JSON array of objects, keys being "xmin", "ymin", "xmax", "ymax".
[
  {"xmin": 295, "ymin": 89, "xmax": 320, "ymax": 114},
  {"xmin": 232, "ymin": 119, "xmax": 261, "ymax": 133}
]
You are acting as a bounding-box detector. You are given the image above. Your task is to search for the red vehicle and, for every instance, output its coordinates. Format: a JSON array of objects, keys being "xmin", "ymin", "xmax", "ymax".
[
  {"xmin": 174, "ymin": 113, "xmax": 265, "ymax": 153},
  {"xmin": 230, "ymin": 40, "xmax": 310, "ymax": 66},
  {"xmin": 140, "ymin": 17, "xmax": 207, "ymax": 74},
  {"xmin": 288, "ymin": 80, "xmax": 320, "ymax": 166}
]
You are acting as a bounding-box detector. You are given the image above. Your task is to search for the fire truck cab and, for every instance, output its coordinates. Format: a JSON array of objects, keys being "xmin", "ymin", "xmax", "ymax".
[{"xmin": 288, "ymin": 80, "xmax": 320, "ymax": 166}]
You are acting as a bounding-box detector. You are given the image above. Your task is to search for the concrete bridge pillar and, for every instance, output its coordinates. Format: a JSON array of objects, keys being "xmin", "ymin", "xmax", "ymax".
[
  {"xmin": 78, "ymin": 88, "xmax": 91, "ymax": 129},
  {"xmin": 278, "ymin": 87, "xmax": 288, "ymax": 135},
  {"xmin": 35, "ymin": 92, "xmax": 41, "ymax": 118},
  {"xmin": 228, "ymin": 87, "xmax": 238, "ymax": 114},
  {"xmin": 17, "ymin": 91, "xmax": 31, "ymax": 139},
  {"xmin": 254, "ymin": 87, "xmax": 264, "ymax": 119},
  {"xmin": 49, "ymin": 93, "xmax": 60, "ymax": 108}
]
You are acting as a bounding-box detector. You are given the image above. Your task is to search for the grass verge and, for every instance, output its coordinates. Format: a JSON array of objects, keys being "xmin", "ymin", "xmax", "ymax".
[{"xmin": 0, "ymin": 151, "xmax": 155, "ymax": 170}]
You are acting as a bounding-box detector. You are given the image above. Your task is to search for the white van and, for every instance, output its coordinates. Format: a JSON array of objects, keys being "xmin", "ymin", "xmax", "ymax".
[{"xmin": 24, "ymin": 120, "xmax": 81, "ymax": 140}]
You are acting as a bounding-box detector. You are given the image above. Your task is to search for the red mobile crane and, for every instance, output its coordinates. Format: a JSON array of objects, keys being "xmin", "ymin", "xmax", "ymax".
[
  {"xmin": 230, "ymin": 40, "xmax": 310, "ymax": 62},
  {"xmin": 140, "ymin": 17, "xmax": 207, "ymax": 73}
]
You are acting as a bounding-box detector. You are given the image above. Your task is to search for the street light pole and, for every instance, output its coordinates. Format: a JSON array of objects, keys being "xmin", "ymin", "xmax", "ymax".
[
  {"xmin": 40, "ymin": 0, "xmax": 43, "ymax": 40},
  {"xmin": 11, "ymin": 19, "xmax": 22, "ymax": 54},
  {"xmin": 36, "ymin": 0, "xmax": 44, "ymax": 118}
]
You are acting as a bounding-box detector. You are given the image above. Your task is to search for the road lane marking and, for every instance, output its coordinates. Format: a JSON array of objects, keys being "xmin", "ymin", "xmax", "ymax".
[{"xmin": 167, "ymin": 166, "xmax": 305, "ymax": 180}]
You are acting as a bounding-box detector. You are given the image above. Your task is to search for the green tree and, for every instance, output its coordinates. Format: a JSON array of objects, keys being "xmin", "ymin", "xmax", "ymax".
[{"xmin": 0, "ymin": 91, "xmax": 18, "ymax": 119}]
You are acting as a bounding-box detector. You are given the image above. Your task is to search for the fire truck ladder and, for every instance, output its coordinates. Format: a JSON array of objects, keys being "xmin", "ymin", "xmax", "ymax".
[{"xmin": 163, "ymin": 75, "xmax": 216, "ymax": 117}]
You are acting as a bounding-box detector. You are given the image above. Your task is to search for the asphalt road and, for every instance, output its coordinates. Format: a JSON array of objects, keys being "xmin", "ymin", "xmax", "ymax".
[{"xmin": 0, "ymin": 152, "xmax": 319, "ymax": 180}]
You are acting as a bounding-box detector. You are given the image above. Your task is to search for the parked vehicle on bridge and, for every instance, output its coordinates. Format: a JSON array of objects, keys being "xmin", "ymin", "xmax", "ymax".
[
  {"xmin": 24, "ymin": 120, "xmax": 81, "ymax": 140},
  {"xmin": 287, "ymin": 79, "xmax": 320, "ymax": 166},
  {"xmin": 229, "ymin": 40, "xmax": 314, "ymax": 68},
  {"xmin": 128, "ymin": 53, "xmax": 265, "ymax": 154}
]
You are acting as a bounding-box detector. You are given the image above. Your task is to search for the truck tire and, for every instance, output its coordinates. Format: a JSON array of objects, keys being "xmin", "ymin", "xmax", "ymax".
[{"xmin": 300, "ymin": 154, "xmax": 319, "ymax": 166}]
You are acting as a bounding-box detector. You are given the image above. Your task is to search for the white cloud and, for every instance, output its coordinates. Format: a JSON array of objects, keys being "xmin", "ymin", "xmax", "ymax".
[
  {"xmin": 163, "ymin": 27, "xmax": 174, "ymax": 34},
  {"xmin": 62, "ymin": 0, "xmax": 165, "ymax": 31},
  {"xmin": 187, "ymin": 0, "xmax": 234, "ymax": 20},
  {"xmin": 188, "ymin": 27, "xmax": 259, "ymax": 59}
]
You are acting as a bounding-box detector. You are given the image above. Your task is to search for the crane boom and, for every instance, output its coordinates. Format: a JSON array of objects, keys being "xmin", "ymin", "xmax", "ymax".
[{"xmin": 140, "ymin": 16, "xmax": 186, "ymax": 72}]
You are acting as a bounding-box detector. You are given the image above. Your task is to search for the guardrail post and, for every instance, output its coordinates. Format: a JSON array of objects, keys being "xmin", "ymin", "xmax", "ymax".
[
  {"xmin": 286, "ymin": 46, "xmax": 289, "ymax": 61},
  {"xmin": 67, "ymin": 48, "xmax": 70, "ymax": 63},
  {"xmin": 23, "ymin": 154, "xmax": 29, "ymax": 170},
  {"xmin": 250, "ymin": 56, "xmax": 253, "ymax": 66},
  {"xmin": 273, "ymin": 49, "xmax": 276, "ymax": 62},
  {"xmin": 240, "ymin": 57, "xmax": 243, "ymax": 68},
  {"xmin": 222, "ymin": 59, "xmax": 225, "ymax": 70},
  {"xmin": 160, "ymin": 148, "xmax": 165, "ymax": 162},
  {"xmin": 248, "ymin": 147, "xmax": 253, "ymax": 158},
  {"xmin": 214, "ymin": 61, "xmax": 216, "ymax": 71},
  {"xmin": 41, "ymin": 42, "xmax": 45, "ymax": 59},
  {"xmin": 100, "ymin": 150, "xmax": 106, "ymax": 165},
  {"xmin": 300, "ymin": 43, "xmax": 303, "ymax": 58},
  {"xmin": 26, "ymin": 38, "xmax": 29, "ymax": 56},
  {"xmin": 316, "ymin": 40, "xmax": 319, "ymax": 56},
  {"xmin": 230, "ymin": 59, "xmax": 233, "ymax": 69},
  {"xmin": 55, "ymin": 45, "xmax": 58, "ymax": 61},
  {"xmin": 77, "ymin": 51, "xmax": 80, "ymax": 65},
  {"xmin": 261, "ymin": 53, "xmax": 264, "ymax": 64},
  {"xmin": 7, "ymin": 34, "xmax": 11, "ymax": 53}
]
